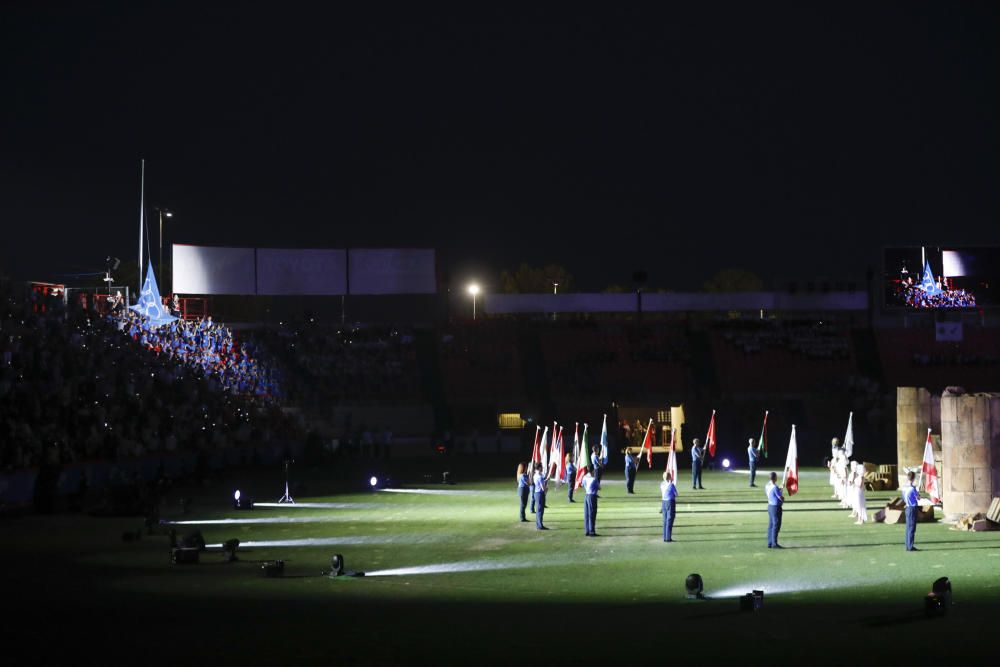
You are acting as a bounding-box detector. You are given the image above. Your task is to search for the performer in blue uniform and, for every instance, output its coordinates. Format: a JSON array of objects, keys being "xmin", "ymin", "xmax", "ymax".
[
  {"xmin": 565, "ymin": 453, "xmax": 577, "ymax": 502},
  {"xmin": 661, "ymin": 471, "xmax": 678, "ymax": 541},
  {"xmin": 690, "ymin": 438, "xmax": 705, "ymax": 490},
  {"xmin": 516, "ymin": 462, "xmax": 530, "ymax": 522},
  {"xmin": 902, "ymin": 470, "xmax": 920, "ymax": 551},
  {"xmin": 748, "ymin": 438, "xmax": 761, "ymax": 487},
  {"xmin": 765, "ymin": 471, "xmax": 784, "ymax": 548},
  {"xmin": 532, "ymin": 463, "xmax": 549, "ymax": 530},
  {"xmin": 624, "ymin": 448, "xmax": 637, "ymax": 494},
  {"xmin": 582, "ymin": 466, "xmax": 600, "ymax": 536}
]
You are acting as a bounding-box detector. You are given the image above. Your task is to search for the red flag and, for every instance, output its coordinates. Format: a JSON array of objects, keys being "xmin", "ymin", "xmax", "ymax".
[
  {"xmin": 574, "ymin": 423, "xmax": 590, "ymax": 489},
  {"xmin": 639, "ymin": 418, "xmax": 654, "ymax": 469},
  {"xmin": 921, "ymin": 428, "xmax": 940, "ymax": 504},
  {"xmin": 530, "ymin": 425, "xmax": 541, "ymax": 466},
  {"xmin": 705, "ymin": 410, "xmax": 717, "ymax": 458}
]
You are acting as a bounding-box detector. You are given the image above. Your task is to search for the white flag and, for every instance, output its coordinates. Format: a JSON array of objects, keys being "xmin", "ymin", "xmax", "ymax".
[
  {"xmin": 782, "ymin": 425, "xmax": 799, "ymax": 496},
  {"xmin": 843, "ymin": 412, "xmax": 855, "ymax": 459},
  {"xmin": 921, "ymin": 429, "xmax": 940, "ymax": 504}
]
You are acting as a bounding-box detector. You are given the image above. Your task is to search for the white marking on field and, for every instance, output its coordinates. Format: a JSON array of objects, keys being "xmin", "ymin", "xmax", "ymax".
[
  {"xmin": 251, "ymin": 502, "xmax": 379, "ymax": 509},
  {"xmin": 168, "ymin": 516, "xmax": 363, "ymax": 526},
  {"xmin": 379, "ymin": 487, "xmax": 503, "ymax": 496},
  {"xmin": 366, "ymin": 558, "xmax": 536, "ymax": 577},
  {"xmin": 205, "ymin": 535, "xmax": 439, "ymax": 548}
]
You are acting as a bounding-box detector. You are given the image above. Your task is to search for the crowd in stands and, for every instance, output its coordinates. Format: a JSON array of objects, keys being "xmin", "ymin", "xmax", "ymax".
[
  {"xmin": 252, "ymin": 322, "xmax": 420, "ymax": 408},
  {"xmin": 111, "ymin": 308, "xmax": 281, "ymax": 401},
  {"xmin": 720, "ymin": 319, "xmax": 850, "ymax": 360},
  {"xmin": 0, "ymin": 288, "xmax": 299, "ymax": 472},
  {"xmin": 890, "ymin": 281, "xmax": 977, "ymax": 309}
]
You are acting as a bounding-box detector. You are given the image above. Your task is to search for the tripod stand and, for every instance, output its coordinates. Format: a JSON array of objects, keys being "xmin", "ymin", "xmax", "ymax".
[{"xmin": 278, "ymin": 459, "xmax": 295, "ymax": 504}]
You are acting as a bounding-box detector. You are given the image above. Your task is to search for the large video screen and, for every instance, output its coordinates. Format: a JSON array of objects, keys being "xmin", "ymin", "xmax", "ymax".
[
  {"xmin": 173, "ymin": 245, "xmax": 256, "ymax": 295},
  {"xmin": 884, "ymin": 247, "xmax": 1000, "ymax": 309}
]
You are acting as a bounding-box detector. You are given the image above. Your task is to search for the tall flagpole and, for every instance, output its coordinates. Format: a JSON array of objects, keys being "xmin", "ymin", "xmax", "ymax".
[{"xmin": 138, "ymin": 159, "xmax": 145, "ymax": 293}]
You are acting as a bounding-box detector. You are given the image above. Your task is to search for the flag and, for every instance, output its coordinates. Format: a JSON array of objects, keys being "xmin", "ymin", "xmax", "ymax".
[
  {"xmin": 757, "ymin": 410, "xmax": 769, "ymax": 459},
  {"xmin": 530, "ymin": 426, "xmax": 541, "ymax": 467},
  {"xmin": 665, "ymin": 427, "xmax": 678, "ymax": 484},
  {"xmin": 920, "ymin": 259, "xmax": 942, "ymax": 295},
  {"xmin": 573, "ymin": 423, "xmax": 580, "ymax": 468},
  {"xmin": 640, "ymin": 418, "xmax": 654, "ymax": 468},
  {"xmin": 843, "ymin": 412, "xmax": 855, "ymax": 459},
  {"xmin": 705, "ymin": 410, "xmax": 717, "ymax": 458},
  {"xmin": 574, "ymin": 423, "xmax": 590, "ymax": 489},
  {"xmin": 782, "ymin": 424, "xmax": 799, "ymax": 496},
  {"xmin": 540, "ymin": 426, "xmax": 550, "ymax": 475},
  {"xmin": 553, "ymin": 426, "xmax": 566, "ymax": 482},
  {"xmin": 599, "ymin": 414, "xmax": 609, "ymax": 465},
  {"xmin": 129, "ymin": 264, "xmax": 177, "ymax": 327},
  {"xmin": 921, "ymin": 428, "xmax": 941, "ymax": 504}
]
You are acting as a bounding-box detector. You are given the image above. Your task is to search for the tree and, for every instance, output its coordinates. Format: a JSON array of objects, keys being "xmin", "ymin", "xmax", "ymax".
[
  {"xmin": 500, "ymin": 263, "xmax": 573, "ymax": 293},
  {"xmin": 703, "ymin": 268, "xmax": 764, "ymax": 292}
]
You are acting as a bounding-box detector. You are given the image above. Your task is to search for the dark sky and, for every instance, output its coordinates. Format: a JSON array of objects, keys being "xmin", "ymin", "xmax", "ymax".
[{"xmin": 2, "ymin": 3, "xmax": 998, "ymax": 291}]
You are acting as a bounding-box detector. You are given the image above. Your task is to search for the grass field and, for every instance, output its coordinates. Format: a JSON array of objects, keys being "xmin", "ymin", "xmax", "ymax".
[{"xmin": 5, "ymin": 460, "xmax": 1000, "ymax": 665}]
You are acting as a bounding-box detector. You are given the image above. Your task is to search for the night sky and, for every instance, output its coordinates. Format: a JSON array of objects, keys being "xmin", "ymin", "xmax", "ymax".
[{"xmin": 2, "ymin": 3, "xmax": 998, "ymax": 291}]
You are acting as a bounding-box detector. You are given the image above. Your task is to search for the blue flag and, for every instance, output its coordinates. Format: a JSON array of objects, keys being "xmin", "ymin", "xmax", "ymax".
[
  {"xmin": 920, "ymin": 260, "xmax": 941, "ymax": 295},
  {"xmin": 130, "ymin": 264, "xmax": 178, "ymax": 327}
]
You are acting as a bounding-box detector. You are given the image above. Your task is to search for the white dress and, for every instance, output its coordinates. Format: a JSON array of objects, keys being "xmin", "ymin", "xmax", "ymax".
[{"xmin": 854, "ymin": 473, "xmax": 868, "ymax": 523}]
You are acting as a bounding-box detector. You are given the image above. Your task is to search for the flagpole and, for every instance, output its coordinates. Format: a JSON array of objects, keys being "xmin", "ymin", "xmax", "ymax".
[{"xmin": 138, "ymin": 159, "xmax": 145, "ymax": 294}]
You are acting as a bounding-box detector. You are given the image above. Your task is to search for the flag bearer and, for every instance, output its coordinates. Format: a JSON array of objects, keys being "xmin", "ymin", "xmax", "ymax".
[
  {"xmin": 565, "ymin": 454, "xmax": 577, "ymax": 502},
  {"xmin": 903, "ymin": 470, "xmax": 919, "ymax": 551},
  {"xmin": 533, "ymin": 463, "xmax": 549, "ymax": 530},
  {"xmin": 748, "ymin": 438, "xmax": 761, "ymax": 487},
  {"xmin": 516, "ymin": 462, "xmax": 530, "ymax": 522},
  {"xmin": 690, "ymin": 438, "xmax": 706, "ymax": 490},
  {"xmin": 661, "ymin": 471, "xmax": 678, "ymax": 542},
  {"xmin": 624, "ymin": 448, "xmax": 637, "ymax": 494},
  {"xmin": 766, "ymin": 471, "xmax": 784, "ymax": 548},
  {"xmin": 582, "ymin": 466, "xmax": 600, "ymax": 536}
]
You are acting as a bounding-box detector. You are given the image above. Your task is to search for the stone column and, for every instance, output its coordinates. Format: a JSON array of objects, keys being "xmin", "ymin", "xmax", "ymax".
[
  {"xmin": 896, "ymin": 387, "xmax": 932, "ymax": 486},
  {"xmin": 940, "ymin": 392, "xmax": 999, "ymax": 518}
]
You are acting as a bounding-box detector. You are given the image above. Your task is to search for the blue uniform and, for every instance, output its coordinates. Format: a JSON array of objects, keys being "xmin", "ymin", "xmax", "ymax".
[
  {"xmin": 903, "ymin": 482, "xmax": 919, "ymax": 551},
  {"xmin": 766, "ymin": 480, "xmax": 784, "ymax": 547},
  {"xmin": 533, "ymin": 472, "xmax": 548, "ymax": 529},
  {"xmin": 624, "ymin": 452, "xmax": 637, "ymax": 494},
  {"xmin": 691, "ymin": 444, "xmax": 705, "ymax": 489},
  {"xmin": 566, "ymin": 462, "xmax": 576, "ymax": 501},
  {"xmin": 517, "ymin": 472, "xmax": 530, "ymax": 522},
  {"xmin": 582, "ymin": 474, "xmax": 600, "ymax": 535},
  {"xmin": 591, "ymin": 452, "xmax": 602, "ymax": 482},
  {"xmin": 661, "ymin": 480, "xmax": 678, "ymax": 541},
  {"xmin": 748, "ymin": 445, "xmax": 760, "ymax": 487}
]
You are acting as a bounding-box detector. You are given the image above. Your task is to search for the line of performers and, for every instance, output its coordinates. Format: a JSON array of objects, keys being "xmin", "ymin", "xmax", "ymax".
[
  {"xmin": 516, "ymin": 460, "xmax": 681, "ymax": 541},
  {"xmin": 828, "ymin": 438, "xmax": 868, "ymax": 524}
]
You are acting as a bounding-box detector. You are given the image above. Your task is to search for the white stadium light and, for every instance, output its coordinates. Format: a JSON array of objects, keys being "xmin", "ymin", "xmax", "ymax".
[{"xmin": 722, "ymin": 458, "xmax": 731, "ymax": 469}]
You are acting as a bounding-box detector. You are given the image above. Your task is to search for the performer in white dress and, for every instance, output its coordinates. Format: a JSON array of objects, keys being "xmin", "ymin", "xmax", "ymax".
[
  {"xmin": 854, "ymin": 463, "xmax": 868, "ymax": 524},
  {"xmin": 828, "ymin": 438, "xmax": 840, "ymax": 498}
]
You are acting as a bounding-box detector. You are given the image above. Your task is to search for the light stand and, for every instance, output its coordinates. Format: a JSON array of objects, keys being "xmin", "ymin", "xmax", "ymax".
[{"xmin": 278, "ymin": 459, "xmax": 295, "ymax": 504}]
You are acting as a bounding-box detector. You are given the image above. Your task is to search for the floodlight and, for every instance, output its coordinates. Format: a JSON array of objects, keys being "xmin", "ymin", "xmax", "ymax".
[
  {"xmin": 369, "ymin": 476, "xmax": 378, "ymax": 488},
  {"xmin": 685, "ymin": 573, "xmax": 704, "ymax": 599},
  {"xmin": 222, "ymin": 538, "xmax": 240, "ymax": 562},
  {"xmin": 233, "ymin": 489, "xmax": 241, "ymax": 509},
  {"xmin": 261, "ymin": 560, "xmax": 284, "ymax": 577},
  {"xmin": 467, "ymin": 283, "xmax": 480, "ymax": 296},
  {"xmin": 925, "ymin": 577, "xmax": 952, "ymax": 617},
  {"xmin": 722, "ymin": 458, "xmax": 731, "ymax": 469},
  {"xmin": 330, "ymin": 554, "xmax": 345, "ymax": 577}
]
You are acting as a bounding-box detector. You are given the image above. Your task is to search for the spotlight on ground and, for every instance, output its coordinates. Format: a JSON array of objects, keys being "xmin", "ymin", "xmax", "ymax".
[
  {"xmin": 233, "ymin": 489, "xmax": 241, "ymax": 509},
  {"xmin": 261, "ymin": 560, "xmax": 284, "ymax": 577},
  {"xmin": 925, "ymin": 577, "xmax": 952, "ymax": 617},
  {"xmin": 171, "ymin": 547, "xmax": 199, "ymax": 565},
  {"xmin": 369, "ymin": 476, "xmax": 379, "ymax": 490},
  {"xmin": 722, "ymin": 458, "xmax": 731, "ymax": 469},
  {"xmin": 739, "ymin": 589, "xmax": 764, "ymax": 612},
  {"xmin": 222, "ymin": 538, "xmax": 240, "ymax": 562},
  {"xmin": 685, "ymin": 573, "xmax": 705, "ymax": 599},
  {"xmin": 328, "ymin": 553, "xmax": 365, "ymax": 578}
]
